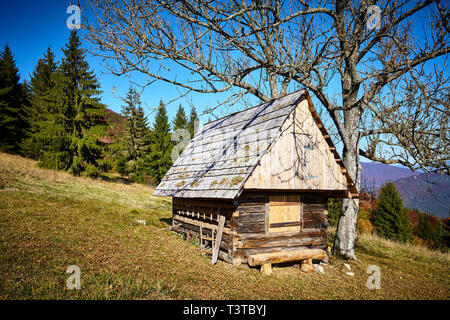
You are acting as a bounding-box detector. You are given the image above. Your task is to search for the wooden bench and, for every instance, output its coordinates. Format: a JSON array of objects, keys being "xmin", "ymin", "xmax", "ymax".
[{"xmin": 247, "ymin": 248, "xmax": 327, "ymax": 275}]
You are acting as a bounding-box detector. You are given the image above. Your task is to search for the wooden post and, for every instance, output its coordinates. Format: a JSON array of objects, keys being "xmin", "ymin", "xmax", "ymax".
[
  {"xmin": 300, "ymin": 258, "xmax": 314, "ymax": 274},
  {"xmin": 211, "ymin": 215, "xmax": 225, "ymax": 265},
  {"xmin": 261, "ymin": 263, "xmax": 273, "ymax": 275}
]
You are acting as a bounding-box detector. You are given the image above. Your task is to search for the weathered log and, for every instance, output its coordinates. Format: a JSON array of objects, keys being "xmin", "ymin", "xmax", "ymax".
[
  {"xmin": 234, "ymin": 221, "xmax": 266, "ymax": 234},
  {"xmin": 261, "ymin": 263, "xmax": 273, "ymax": 275},
  {"xmin": 234, "ymin": 212, "xmax": 265, "ymax": 222},
  {"xmin": 247, "ymin": 248, "xmax": 326, "ymax": 266},
  {"xmin": 236, "ymin": 204, "xmax": 265, "ymax": 212},
  {"xmin": 237, "ymin": 238, "xmax": 326, "ymax": 251},
  {"xmin": 235, "ymin": 232, "xmax": 326, "ymax": 249},
  {"xmin": 236, "ymin": 228, "xmax": 326, "ymax": 240}
]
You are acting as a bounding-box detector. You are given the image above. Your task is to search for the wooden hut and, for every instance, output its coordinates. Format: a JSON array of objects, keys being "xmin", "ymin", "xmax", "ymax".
[{"xmin": 153, "ymin": 89, "xmax": 358, "ymax": 274}]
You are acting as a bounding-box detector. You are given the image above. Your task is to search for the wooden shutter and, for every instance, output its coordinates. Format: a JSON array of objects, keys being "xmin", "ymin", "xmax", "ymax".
[{"xmin": 268, "ymin": 195, "xmax": 302, "ymax": 233}]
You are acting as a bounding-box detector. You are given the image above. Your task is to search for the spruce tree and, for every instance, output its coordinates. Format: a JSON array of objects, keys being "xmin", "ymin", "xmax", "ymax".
[
  {"xmin": 416, "ymin": 213, "xmax": 446, "ymax": 251},
  {"xmin": 328, "ymin": 198, "xmax": 343, "ymax": 227},
  {"xmin": 173, "ymin": 104, "xmax": 188, "ymax": 131},
  {"xmin": 22, "ymin": 47, "xmax": 58, "ymax": 159},
  {"xmin": 417, "ymin": 213, "xmax": 435, "ymax": 243},
  {"xmin": 148, "ymin": 100, "xmax": 172, "ymax": 183},
  {"xmin": 132, "ymin": 104, "xmax": 152, "ymax": 182},
  {"xmin": 0, "ymin": 45, "xmax": 30, "ymax": 152},
  {"xmin": 171, "ymin": 103, "xmax": 189, "ymax": 158},
  {"xmin": 114, "ymin": 86, "xmax": 151, "ymax": 182},
  {"xmin": 37, "ymin": 68, "xmax": 74, "ymax": 171},
  {"xmin": 372, "ymin": 182, "xmax": 413, "ymax": 243},
  {"xmin": 187, "ymin": 105, "xmax": 199, "ymax": 139},
  {"xmin": 39, "ymin": 31, "xmax": 107, "ymax": 176}
]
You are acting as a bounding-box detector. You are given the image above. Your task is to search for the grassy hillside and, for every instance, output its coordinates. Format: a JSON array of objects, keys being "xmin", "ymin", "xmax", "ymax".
[{"xmin": 0, "ymin": 152, "xmax": 448, "ymax": 299}]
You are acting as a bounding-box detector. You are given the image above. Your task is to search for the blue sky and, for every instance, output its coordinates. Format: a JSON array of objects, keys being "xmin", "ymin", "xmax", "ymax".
[
  {"xmin": 0, "ymin": 1, "xmax": 340, "ymax": 122},
  {"xmin": 0, "ymin": 0, "xmax": 228, "ymax": 123},
  {"xmin": 0, "ymin": 1, "xmax": 445, "ymax": 166},
  {"xmin": 0, "ymin": 1, "xmax": 334, "ymax": 121}
]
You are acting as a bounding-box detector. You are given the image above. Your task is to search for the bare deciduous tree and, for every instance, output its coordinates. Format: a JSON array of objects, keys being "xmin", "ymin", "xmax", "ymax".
[{"xmin": 84, "ymin": 0, "xmax": 449, "ymax": 259}]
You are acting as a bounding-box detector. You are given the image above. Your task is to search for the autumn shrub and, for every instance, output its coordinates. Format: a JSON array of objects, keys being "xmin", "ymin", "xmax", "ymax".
[
  {"xmin": 412, "ymin": 235, "xmax": 435, "ymax": 249},
  {"xmin": 357, "ymin": 218, "xmax": 374, "ymax": 235},
  {"xmin": 358, "ymin": 207, "xmax": 371, "ymax": 221}
]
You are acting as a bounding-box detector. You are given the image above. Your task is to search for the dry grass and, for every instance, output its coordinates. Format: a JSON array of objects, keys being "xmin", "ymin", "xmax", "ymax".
[
  {"xmin": 356, "ymin": 230, "xmax": 450, "ymax": 265},
  {"xmin": 0, "ymin": 153, "xmax": 171, "ymax": 211},
  {"xmin": 0, "ymin": 152, "xmax": 448, "ymax": 300}
]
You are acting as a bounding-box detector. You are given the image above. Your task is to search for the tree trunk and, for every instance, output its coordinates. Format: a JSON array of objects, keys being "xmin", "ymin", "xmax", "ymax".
[
  {"xmin": 334, "ymin": 196, "xmax": 359, "ymax": 260},
  {"xmin": 333, "ymin": 109, "xmax": 361, "ymax": 260}
]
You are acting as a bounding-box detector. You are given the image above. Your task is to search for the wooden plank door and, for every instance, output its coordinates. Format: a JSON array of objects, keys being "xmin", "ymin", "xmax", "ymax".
[{"xmin": 268, "ymin": 195, "xmax": 302, "ymax": 233}]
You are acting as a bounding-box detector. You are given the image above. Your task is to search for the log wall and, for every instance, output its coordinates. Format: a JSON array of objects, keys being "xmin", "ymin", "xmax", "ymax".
[
  {"xmin": 172, "ymin": 197, "xmax": 235, "ymax": 263},
  {"xmin": 232, "ymin": 191, "xmax": 328, "ymax": 264},
  {"xmin": 303, "ymin": 196, "xmax": 328, "ymax": 229},
  {"xmin": 171, "ymin": 192, "xmax": 328, "ymax": 265}
]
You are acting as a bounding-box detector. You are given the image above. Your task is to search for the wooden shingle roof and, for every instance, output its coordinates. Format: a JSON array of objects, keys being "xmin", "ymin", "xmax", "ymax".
[
  {"xmin": 153, "ymin": 90, "xmax": 308, "ymax": 199},
  {"xmin": 153, "ymin": 89, "xmax": 358, "ymax": 199}
]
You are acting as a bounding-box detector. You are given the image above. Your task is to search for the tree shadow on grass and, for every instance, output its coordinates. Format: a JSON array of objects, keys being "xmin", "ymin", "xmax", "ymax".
[
  {"xmin": 355, "ymin": 241, "xmax": 391, "ymax": 260},
  {"xmin": 99, "ymin": 175, "xmax": 132, "ymax": 185},
  {"xmin": 159, "ymin": 217, "xmax": 172, "ymax": 227}
]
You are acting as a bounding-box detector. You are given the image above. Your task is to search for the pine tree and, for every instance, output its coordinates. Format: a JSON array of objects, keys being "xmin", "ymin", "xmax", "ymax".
[
  {"xmin": 113, "ymin": 87, "xmax": 151, "ymax": 182},
  {"xmin": 21, "ymin": 47, "xmax": 58, "ymax": 159},
  {"xmin": 148, "ymin": 100, "xmax": 173, "ymax": 183},
  {"xmin": 0, "ymin": 45, "xmax": 30, "ymax": 152},
  {"xmin": 187, "ymin": 105, "xmax": 199, "ymax": 139},
  {"xmin": 372, "ymin": 182, "xmax": 413, "ymax": 243}
]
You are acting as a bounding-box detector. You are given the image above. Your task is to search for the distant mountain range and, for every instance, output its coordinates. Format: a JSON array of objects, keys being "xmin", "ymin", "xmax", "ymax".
[
  {"xmin": 360, "ymin": 162, "xmax": 419, "ymax": 189},
  {"xmin": 361, "ymin": 162, "xmax": 449, "ymax": 218}
]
